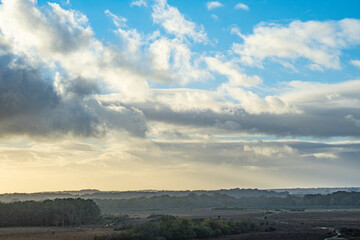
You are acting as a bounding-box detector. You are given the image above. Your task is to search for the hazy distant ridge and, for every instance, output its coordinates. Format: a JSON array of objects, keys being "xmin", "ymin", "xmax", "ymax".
[{"xmin": 1, "ymin": 187, "xmax": 359, "ymax": 203}]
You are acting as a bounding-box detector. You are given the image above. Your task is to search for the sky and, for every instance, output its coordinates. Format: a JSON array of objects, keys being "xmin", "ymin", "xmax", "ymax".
[{"xmin": 0, "ymin": 0, "xmax": 360, "ymax": 193}]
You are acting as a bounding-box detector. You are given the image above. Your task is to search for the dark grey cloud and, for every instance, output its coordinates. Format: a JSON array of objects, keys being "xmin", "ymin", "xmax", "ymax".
[
  {"xmin": 0, "ymin": 54, "xmax": 59, "ymax": 118},
  {"xmin": 0, "ymin": 53, "xmax": 98, "ymax": 137},
  {"xmin": 56, "ymin": 74, "xmax": 101, "ymax": 97},
  {"xmin": 105, "ymin": 99, "xmax": 360, "ymax": 139},
  {"xmin": 0, "ymin": 53, "xmax": 147, "ymax": 138}
]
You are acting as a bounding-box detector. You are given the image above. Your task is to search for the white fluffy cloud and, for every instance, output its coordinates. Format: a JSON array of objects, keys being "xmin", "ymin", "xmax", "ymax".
[
  {"xmin": 233, "ymin": 19, "xmax": 360, "ymax": 69},
  {"xmin": 147, "ymin": 0, "xmax": 213, "ymax": 84}
]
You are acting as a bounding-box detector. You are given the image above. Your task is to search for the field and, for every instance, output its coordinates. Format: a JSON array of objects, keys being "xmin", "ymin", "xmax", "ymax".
[
  {"xmin": 0, "ymin": 208, "xmax": 359, "ymax": 240},
  {"xmin": 0, "ymin": 226, "xmax": 113, "ymax": 240}
]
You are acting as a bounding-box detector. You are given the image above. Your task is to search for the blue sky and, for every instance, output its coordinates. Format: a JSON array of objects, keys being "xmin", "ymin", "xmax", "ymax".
[
  {"xmin": 0, "ymin": 0, "xmax": 360, "ymax": 192},
  {"xmin": 36, "ymin": 0, "xmax": 360, "ymax": 88}
]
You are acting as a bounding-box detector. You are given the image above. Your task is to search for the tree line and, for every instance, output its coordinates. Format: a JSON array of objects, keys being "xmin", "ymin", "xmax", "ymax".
[
  {"xmin": 95, "ymin": 191, "xmax": 360, "ymax": 213},
  {"xmin": 0, "ymin": 198, "xmax": 100, "ymax": 227}
]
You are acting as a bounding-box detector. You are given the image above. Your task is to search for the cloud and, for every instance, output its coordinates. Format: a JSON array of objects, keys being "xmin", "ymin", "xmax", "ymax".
[
  {"xmin": 3, "ymin": 137, "xmax": 360, "ymax": 191},
  {"xmin": 221, "ymin": 87, "xmax": 301, "ymax": 115},
  {"xmin": 0, "ymin": 53, "xmax": 95, "ymax": 138},
  {"xmin": 282, "ymin": 80, "xmax": 360, "ymax": 108},
  {"xmin": 0, "ymin": 54, "xmax": 58, "ymax": 130},
  {"xmin": 105, "ymin": 10, "xmax": 143, "ymax": 61},
  {"xmin": 152, "ymin": 0, "xmax": 208, "ymax": 43},
  {"xmin": 0, "ymin": 52, "xmax": 148, "ymax": 138},
  {"xmin": 350, "ymin": 59, "xmax": 360, "ymax": 68},
  {"xmin": 206, "ymin": 56, "xmax": 262, "ymax": 87},
  {"xmin": 234, "ymin": 3, "xmax": 249, "ymax": 11},
  {"xmin": 308, "ymin": 63, "xmax": 324, "ymax": 71},
  {"xmin": 345, "ymin": 114, "xmax": 360, "ymax": 127},
  {"xmin": 126, "ymin": 139, "xmax": 360, "ymax": 189},
  {"xmin": 243, "ymin": 142, "xmax": 294, "ymax": 157},
  {"xmin": 148, "ymin": 37, "xmax": 212, "ymax": 85},
  {"xmin": 206, "ymin": 1, "xmax": 224, "ymax": 10},
  {"xmin": 1, "ymin": 1, "xmax": 360, "ymax": 143},
  {"xmin": 0, "ymin": 0, "xmax": 150, "ymax": 138},
  {"xmin": 130, "ymin": 0, "xmax": 147, "ymax": 7},
  {"xmin": 230, "ymin": 26, "xmax": 245, "ymax": 39},
  {"xmin": 211, "ymin": 14, "xmax": 219, "ymax": 21},
  {"xmin": 0, "ymin": 0, "xmax": 151, "ymax": 102},
  {"xmin": 232, "ymin": 19, "xmax": 360, "ymax": 69},
  {"xmin": 105, "ymin": 10, "xmax": 127, "ymax": 27},
  {"xmin": 313, "ymin": 153, "xmax": 337, "ymax": 159},
  {"xmin": 4, "ymin": 3, "xmax": 359, "ymax": 139},
  {"xmin": 24, "ymin": 1, "xmax": 90, "ymax": 54},
  {"xmin": 98, "ymin": 77, "xmax": 360, "ymax": 139}
]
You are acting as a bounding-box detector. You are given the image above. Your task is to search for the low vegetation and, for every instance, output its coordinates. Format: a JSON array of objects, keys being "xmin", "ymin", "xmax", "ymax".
[
  {"xmin": 94, "ymin": 216, "xmax": 256, "ymax": 240},
  {"xmin": 0, "ymin": 191, "xmax": 360, "ymax": 240},
  {"xmin": 340, "ymin": 227, "xmax": 360, "ymax": 238}
]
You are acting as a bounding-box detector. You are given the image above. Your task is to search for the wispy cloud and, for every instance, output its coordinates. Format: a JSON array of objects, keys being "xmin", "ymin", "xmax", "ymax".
[
  {"xmin": 206, "ymin": 56, "xmax": 261, "ymax": 87},
  {"xmin": 211, "ymin": 14, "xmax": 219, "ymax": 21},
  {"xmin": 152, "ymin": 0, "xmax": 208, "ymax": 43},
  {"xmin": 234, "ymin": 3, "xmax": 249, "ymax": 11},
  {"xmin": 105, "ymin": 10, "xmax": 127, "ymax": 27},
  {"xmin": 206, "ymin": 1, "xmax": 224, "ymax": 10},
  {"xmin": 130, "ymin": 0, "xmax": 147, "ymax": 7},
  {"xmin": 350, "ymin": 59, "xmax": 360, "ymax": 68}
]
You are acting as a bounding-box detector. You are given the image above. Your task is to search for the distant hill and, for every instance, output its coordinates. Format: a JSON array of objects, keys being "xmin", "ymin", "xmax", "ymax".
[
  {"xmin": 1, "ymin": 187, "xmax": 359, "ymax": 203},
  {"xmin": 271, "ymin": 187, "xmax": 360, "ymax": 196},
  {"xmin": 1, "ymin": 188, "xmax": 360, "ymax": 214},
  {"xmin": 0, "ymin": 188, "xmax": 289, "ymax": 203}
]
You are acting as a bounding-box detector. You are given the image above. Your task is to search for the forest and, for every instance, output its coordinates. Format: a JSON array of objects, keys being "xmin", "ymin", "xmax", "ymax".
[{"xmin": 0, "ymin": 198, "xmax": 100, "ymax": 227}]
